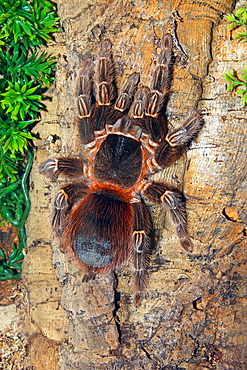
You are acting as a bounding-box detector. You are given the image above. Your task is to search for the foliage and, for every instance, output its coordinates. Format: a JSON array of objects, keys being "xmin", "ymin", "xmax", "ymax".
[
  {"xmin": 225, "ymin": 4, "xmax": 247, "ymax": 42},
  {"xmin": 0, "ymin": 0, "xmax": 60, "ymax": 51},
  {"xmin": 0, "ymin": 151, "xmax": 33, "ymax": 280},
  {"xmin": 224, "ymin": 5, "xmax": 247, "ymax": 106},
  {"xmin": 0, "ymin": 50, "xmax": 56, "ymax": 89},
  {"xmin": 224, "ymin": 68, "xmax": 247, "ymax": 105},
  {"xmin": 0, "ymin": 0, "xmax": 60, "ymax": 280}
]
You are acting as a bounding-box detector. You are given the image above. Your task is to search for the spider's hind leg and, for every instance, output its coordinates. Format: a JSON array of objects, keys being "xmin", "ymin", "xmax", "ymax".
[
  {"xmin": 155, "ymin": 110, "xmax": 204, "ymax": 168},
  {"xmin": 52, "ymin": 183, "xmax": 89, "ymax": 239},
  {"xmin": 132, "ymin": 201, "xmax": 152, "ymax": 306},
  {"xmin": 143, "ymin": 182, "xmax": 193, "ymax": 252}
]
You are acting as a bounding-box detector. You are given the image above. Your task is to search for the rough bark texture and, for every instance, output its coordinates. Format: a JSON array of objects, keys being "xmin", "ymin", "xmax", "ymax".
[{"xmin": 1, "ymin": 0, "xmax": 247, "ymax": 369}]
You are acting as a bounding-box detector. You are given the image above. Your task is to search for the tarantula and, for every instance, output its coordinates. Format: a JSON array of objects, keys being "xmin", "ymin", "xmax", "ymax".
[{"xmin": 40, "ymin": 34, "xmax": 203, "ymax": 305}]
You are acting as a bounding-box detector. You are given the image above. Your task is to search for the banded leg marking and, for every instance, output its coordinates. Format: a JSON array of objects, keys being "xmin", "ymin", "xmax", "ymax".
[
  {"xmin": 143, "ymin": 182, "xmax": 193, "ymax": 252},
  {"xmin": 132, "ymin": 202, "xmax": 152, "ymax": 306},
  {"xmin": 39, "ymin": 158, "xmax": 86, "ymax": 180},
  {"xmin": 166, "ymin": 111, "xmax": 203, "ymax": 147},
  {"xmin": 52, "ymin": 183, "xmax": 89, "ymax": 236}
]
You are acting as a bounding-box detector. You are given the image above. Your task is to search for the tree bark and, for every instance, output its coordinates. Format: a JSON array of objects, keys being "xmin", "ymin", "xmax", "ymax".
[{"xmin": 1, "ymin": 0, "xmax": 246, "ymax": 369}]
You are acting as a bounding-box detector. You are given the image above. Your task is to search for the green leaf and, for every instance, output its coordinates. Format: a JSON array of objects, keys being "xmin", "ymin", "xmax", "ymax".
[
  {"xmin": 0, "ymin": 0, "xmax": 59, "ymax": 281},
  {"xmin": 25, "ymin": 85, "xmax": 40, "ymax": 95},
  {"xmin": 0, "ymin": 248, "xmax": 6, "ymax": 260},
  {"xmin": 20, "ymin": 21, "xmax": 33, "ymax": 36},
  {"xmin": 21, "ymin": 83, "xmax": 27, "ymax": 93},
  {"xmin": 242, "ymin": 94, "xmax": 247, "ymax": 104},
  {"xmin": 225, "ymin": 14, "xmax": 236, "ymax": 22},
  {"xmin": 20, "ymin": 131, "xmax": 36, "ymax": 140},
  {"xmin": 236, "ymin": 88, "xmax": 246, "ymax": 95}
]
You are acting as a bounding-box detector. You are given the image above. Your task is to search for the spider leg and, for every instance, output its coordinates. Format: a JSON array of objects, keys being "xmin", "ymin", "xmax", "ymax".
[
  {"xmin": 155, "ymin": 110, "xmax": 203, "ymax": 169},
  {"xmin": 146, "ymin": 34, "xmax": 173, "ymax": 117},
  {"xmin": 76, "ymin": 58, "xmax": 95, "ymax": 144},
  {"xmin": 114, "ymin": 72, "xmax": 140, "ymax": 114},
  {"xmin": 95, "ymin": 39, "xmax": 116, "ymax": 106},
  {"xmin": 93, "ymin": 42, "xmax": 140, "ymax": 131},
  {"xmin": 132, "ymin": 85, "xmax": 150, "ymax": 120},
  {"xmin": 129, "ymin": 85, "xmax": 149, "ymax": 140},
  {"xmin": 143, "ymin": 182, "xmax": 193, "ymax": 252},
  {"xmin": 107, "ymin": 72, "xmax": 140, "ymax": 126},
  {"xmin": 39, "ymin": 157, "xmax": 86, "ymax": 180},
  {"xmin": 52, "ymin": 183, "xmax": 89, "ymax": 237},
  {"xmin": 132, "ymin": 201, "xmax": 152, "ymax": 306},
  {"xmin": 132, "ymin": 34, "xmax": 174, "ymax": 142},
  {"xmin": 92, "ymin": 39, "xmax": 117, "ymax": 131}
]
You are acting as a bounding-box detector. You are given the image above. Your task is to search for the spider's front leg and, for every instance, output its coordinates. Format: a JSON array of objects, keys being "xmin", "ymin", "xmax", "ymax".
[
  {"xmin": 76, "ymin": 58, "xmax": 95, "ymax": 144},
  {"xmin": 132, "ymin": 34, "xmax": 174, "ymax": 142},
  {"xmin": 95, "ymin": 40, "xmax": 116, "ymax": 107},
  {"xmin": 143, "ymin": 182, "xmax": 193, "ymax": 252},
  {"xmin": 147, "ymin": 33, "xmax": 173, "ymax": 116},
  {"xmin": 107, "ymin": 72, "xmax": 140, "ymax": 126},
  {"xmin": 91, "ymin": 39, "xmax": 117, "ymax": 132},
  {"xmin": 39, "ymin": 157, "xmax": 87, "ymax": 180},
  {"xmin": 94, "ymin": 40, "xmax": 140, "ymax": 129},
  {"xmin": 77, "ymin": 40, "xmax": 140, "ymax": 139},
  {"xmin": 132, "ymin": 201, "xmax": 152, "ymax": 306}
]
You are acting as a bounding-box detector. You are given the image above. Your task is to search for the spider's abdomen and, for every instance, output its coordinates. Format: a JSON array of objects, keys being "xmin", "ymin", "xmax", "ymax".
[
  {"xmin": 64, "ymin": 189, "xmax": 134, "ymax": 272},
  {"xmin": 94, "ymin": 133, "xmax": 142, "ymax": 188}
]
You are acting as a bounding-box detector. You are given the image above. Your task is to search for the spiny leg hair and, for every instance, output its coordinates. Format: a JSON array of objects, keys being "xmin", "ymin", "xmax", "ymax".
[
  {"xmin": 146, "ymin": 34, "xmax": 173, "ymax": 117},
  {"xmin": 39, "ymin": 157, "xmax": 86, "ymax": 180},
  {"xmin": 95, "ymin": 39, "xmax": 116, "ymax": 106},
  {"xmin": 131, "ymin": 34, "xmax": 173, "ymax": 142},
  {"xmin": 155, "ymin": 110, "xmax": 203, "ymax": 168},
  {"xmin": 114, "ymin": 72, "xmax": 140, "ymax": 113},
  {"xmin": 132, "ymin": 202, "xmax": 152, "ymax": 306},
  {"xmin": 166, "ymin": 110, "xmax": 204, "ymax": 147},
  {"xmin": 76, "ymin": 59, "xmax": 95, "ymax": 144},
  {"xmin": 143, "ymin": 182, "xmax": 193, "ymax": 252},
  {"xmin": 53, "ymin": 183, "xmax": 89, "ymax": 236}
]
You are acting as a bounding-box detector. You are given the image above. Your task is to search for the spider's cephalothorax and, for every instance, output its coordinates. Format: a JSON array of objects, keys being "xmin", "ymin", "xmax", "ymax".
[{"xmin": 40, "ymin": 35, "xmax": 203, "ymax": 305}]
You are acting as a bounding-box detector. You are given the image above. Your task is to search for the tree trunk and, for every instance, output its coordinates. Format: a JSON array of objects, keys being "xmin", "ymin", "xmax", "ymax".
[{"xmin": 1, "ymin": 0, "xmax": 246, "ymax": 369}]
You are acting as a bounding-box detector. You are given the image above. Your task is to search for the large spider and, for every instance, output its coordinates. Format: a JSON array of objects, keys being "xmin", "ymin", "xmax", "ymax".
[{"xmin": 40, "ymin": 34, "xmax": 203, "ymax": 305}]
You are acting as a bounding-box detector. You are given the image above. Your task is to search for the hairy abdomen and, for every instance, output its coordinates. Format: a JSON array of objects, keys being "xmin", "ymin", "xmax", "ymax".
[{"xmin": 64, "ymin": 189, "xmax": 134, "ymax": 272}]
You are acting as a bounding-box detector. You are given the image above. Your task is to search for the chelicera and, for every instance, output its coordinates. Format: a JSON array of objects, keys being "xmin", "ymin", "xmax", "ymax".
[{"xmin": 40, "ymin": 34, "xmax": 203, "ymax": 305}]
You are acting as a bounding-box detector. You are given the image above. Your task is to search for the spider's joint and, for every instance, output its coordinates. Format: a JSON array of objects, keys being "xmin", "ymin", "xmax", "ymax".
[
  {"xmin": 146, "ymin": 90, "xmax": 164, "ymax": 116},
  {"xmin": 166, "ymin": 128, "xmax": 187, "ymax": 146},
  {"xmin": 98, "ymin": 101, "xmax": 111, "ymax": 106},
  {"xmin": 53, "ymin": 159, "xmax": 59, "ymax": 172},
  {"xmin": 77, "ymin": 95, "xmax": 91, "ymax": 117},
  {"xmin": 97, "ymin": 82, "xmax": 112, "ymax": 105},
  {"xmin": 82, "ymin": 164, "xmax": 91, "ymax": 178},
  {"xmin": 160, "ymin": 191, "xmax": 177, "ymax": 209},
  {"xmin": 146, "ymin": 157, "xmax": 162, "ymax": 173},
  {"xmin": 133, "ymin": 230, "xmax": 146, "ymax": 250},
  {"xmin": 140, "ymin": 135, "xmax": 159, "ymax": 154},
  {"xmin": 56, "ymin": 189, "xmax": 69, "ymax": 209},
  {"xmin": 85, "ymin": 140, "xmax": 97, "ymax": 149},
  {"xmin": 115, "ymin": 92, "xmax": 130, "ymax": 111},
  {"xmin": 130, "ymin": 193, "xmax": 141, "ymax": 203}
]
